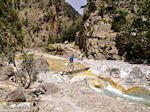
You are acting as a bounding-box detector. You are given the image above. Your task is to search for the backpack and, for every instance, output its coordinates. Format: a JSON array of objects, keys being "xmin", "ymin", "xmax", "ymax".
[{"xmin": 69, "ymin": 57, "xmax": 74, "ymax": 63}]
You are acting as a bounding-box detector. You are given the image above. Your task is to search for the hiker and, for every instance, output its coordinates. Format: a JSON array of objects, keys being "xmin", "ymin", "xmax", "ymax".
[{"xmin": 69, "ymin": 54, "xmax": 74, "ymax": 70}]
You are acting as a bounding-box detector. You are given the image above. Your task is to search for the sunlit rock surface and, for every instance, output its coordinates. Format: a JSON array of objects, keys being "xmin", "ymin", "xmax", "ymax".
[{"xmin": 1, "ymin": 51, "xmax": 150, "ymax": 111}]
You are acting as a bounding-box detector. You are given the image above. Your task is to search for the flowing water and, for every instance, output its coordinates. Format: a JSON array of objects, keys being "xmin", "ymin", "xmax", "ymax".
[{"xmin": 88, "ymin": 80, "xmax": 150, "ymax": 106}]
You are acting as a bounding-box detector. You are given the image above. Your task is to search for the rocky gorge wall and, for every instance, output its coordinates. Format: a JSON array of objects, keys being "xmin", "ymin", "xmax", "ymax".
[
  {"xmin": 18, "ymin": 0, "xmax": 75, "ymax": 46},
  {"xmin": 76, "ymin": 0, "xmax": 133, "ymax": 60},
  {"xmin": 76, "ymin": 12, "xmax": 119, "ymax": 60}
]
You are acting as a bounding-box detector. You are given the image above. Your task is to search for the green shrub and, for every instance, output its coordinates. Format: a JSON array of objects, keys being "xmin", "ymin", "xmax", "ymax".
[
  {"xmin": 38, "ymin": 43, "xmax": 47, "ymax": 48},
  {"xmin": 115, "ymin": 8, "xmax": 128, "ymax": 16},
  {"xmin": 83, "ymin": 11, "xmax": 90, "ymax": 22},
  {"xmin": 112, "ymin": 15, "xmax": 127, "ymax": 32},
  {"xmin": 22, "ymin": 53, "xmax": 34, "ymax": 71},
  {"xmin": 48, "ymin": 0, "xmax": 52, "ymax": 6},
  {"xmin": 60, "ymin": 17, "xmax": 84, "ymax": 42},
  {"xmin": 21, "ymin": 53, "xmax": 37, "ymax": 82},
  {"xmin": 87, "ymin": 1, "xmax": 96, "ymax": 12},
  {"xmin": 60, "ymin": 27, "xmax": 76, "ymax": 42},
  {"xmin": 116, "ymin": 34, "xmax": 150, "ymax": 63},
  {"xmin": 82, "ymin": 0, "xmax": 96, "ymax": 22},
  {"xmin": 111, "ymin": 8, "xmax": 128, "ymax": 32}
]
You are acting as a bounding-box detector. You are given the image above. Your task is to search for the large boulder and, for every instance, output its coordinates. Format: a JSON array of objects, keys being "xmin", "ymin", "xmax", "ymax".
[
  {"xmin": 30, "ymin": 58, "xmax": 50, "ymax": 82},
  {"xmin": 125, "ymin": 67, "xmax": 147, "ymax": 87},
  {"xmin": 32, "ymin": 58, "xmax": 50, "ymax": 74},
  {"xmin": 130, "ymin": 67, "xmax": 145, "ymax": 79},
  {"xmin": 0, "ymin": 81, "xmax": 18, "ymax": 102},
  {"xmin": 5, "ymin": 87, "xmax": 26, "ymax": 102},
  {"xmin": 0, "ymin": 66, "xmax": 14, "ymax": 81},
  {"xmin": 126, "ymin": 67, "xmax": 144, "ymax": 83}
]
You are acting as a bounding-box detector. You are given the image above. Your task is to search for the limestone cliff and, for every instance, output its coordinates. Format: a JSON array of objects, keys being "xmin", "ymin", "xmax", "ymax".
[{"xmin": 76, "ymin": 0, "xmax": 133, "ymax": 60}]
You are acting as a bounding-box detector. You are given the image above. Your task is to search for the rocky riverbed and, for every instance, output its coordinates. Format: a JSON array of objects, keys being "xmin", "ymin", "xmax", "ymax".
[
  {"xmin": 0, "ymin": 50, "xmax": 150, "ymax": 112},
  {"xmin": 82, "ymin": 59, "xmax": 150, "ymax": 90},
  {"xmin": 32, "ymin": 51, "xmax": 150, "ymax": 112}
]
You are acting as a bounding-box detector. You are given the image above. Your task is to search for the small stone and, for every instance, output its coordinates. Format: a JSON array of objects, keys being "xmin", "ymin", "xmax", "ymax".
[{"xmin": 9, "ymin": 104, "xmax": 16, "ymax": 109}]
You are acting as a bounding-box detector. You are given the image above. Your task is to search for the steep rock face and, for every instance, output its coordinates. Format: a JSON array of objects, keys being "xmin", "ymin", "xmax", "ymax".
[
  {"xmin": 19, "ymin": 0, "xmax": 74, "ymax": 46},
  {"xmin": 76, "ymin": 0, "xmax": 133, "ymax": 60},
  {"xmin": 77, "ymin": 16, "xmax": 118, "ymax": 59}
]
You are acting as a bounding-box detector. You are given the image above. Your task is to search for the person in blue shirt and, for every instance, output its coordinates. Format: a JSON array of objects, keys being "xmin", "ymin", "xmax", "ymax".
[{"xmin": 69, "ymin": 54, "xmax": 74, "ymax": 70}]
